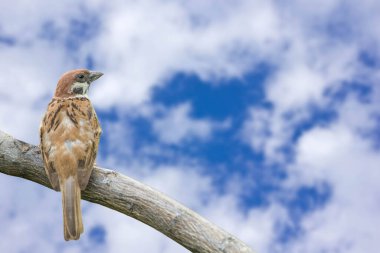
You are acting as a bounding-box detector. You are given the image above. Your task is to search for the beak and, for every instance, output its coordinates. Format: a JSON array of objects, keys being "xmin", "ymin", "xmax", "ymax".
[{"xmin": 89, "ymin": 71, "xmax": 103, "ymax": 83}]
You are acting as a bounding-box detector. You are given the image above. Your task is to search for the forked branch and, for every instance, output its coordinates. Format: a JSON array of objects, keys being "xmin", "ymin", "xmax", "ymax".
[{"xmin": 0, "ymin": 130, "xmax": 255, "ymax": 253}]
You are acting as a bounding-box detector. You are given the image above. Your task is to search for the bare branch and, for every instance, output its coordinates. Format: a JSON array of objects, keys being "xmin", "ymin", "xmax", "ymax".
[{"xmin": 0, "ymin": 130, "xmax": 255, "ymax": 253}]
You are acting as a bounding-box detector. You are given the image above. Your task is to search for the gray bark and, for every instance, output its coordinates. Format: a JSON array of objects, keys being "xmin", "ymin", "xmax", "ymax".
[{"xmin": 0, "ymin": 130, "xmax": 255, "ymax": 253}]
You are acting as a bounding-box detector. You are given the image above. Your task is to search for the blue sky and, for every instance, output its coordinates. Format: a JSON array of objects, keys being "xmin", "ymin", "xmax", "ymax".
[{"xmin": 0, "ymin": 1, "xmax": 380, "ymax": 253}]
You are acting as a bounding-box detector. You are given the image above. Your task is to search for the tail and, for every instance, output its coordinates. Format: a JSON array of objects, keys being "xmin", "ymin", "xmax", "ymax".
[{"xmin": 61, "ymin": 176, "xmax": 83, "ymax": 241}]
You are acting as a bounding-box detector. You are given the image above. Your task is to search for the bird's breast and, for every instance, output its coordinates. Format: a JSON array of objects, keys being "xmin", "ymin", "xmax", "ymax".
[{"xmin": 44, "ymin": 109, "xmax": 94, "ymax": 154}]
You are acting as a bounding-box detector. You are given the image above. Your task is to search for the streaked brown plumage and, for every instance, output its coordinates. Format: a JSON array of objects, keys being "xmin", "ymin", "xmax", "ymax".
[{"xmin": 40, "ymin": 69, "xmax": 102, "ymax": 240}]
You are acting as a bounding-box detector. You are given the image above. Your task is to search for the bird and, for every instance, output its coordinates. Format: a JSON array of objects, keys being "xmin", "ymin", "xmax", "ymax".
[{"xmin": 40, "ymin": 69, "xmax": 103, "ymax": 240}]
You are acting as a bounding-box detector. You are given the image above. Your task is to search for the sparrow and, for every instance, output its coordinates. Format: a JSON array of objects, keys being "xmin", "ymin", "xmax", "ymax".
[{"xmin": 40, "ymin": 69, "xmax": 103, "ymax": 240}]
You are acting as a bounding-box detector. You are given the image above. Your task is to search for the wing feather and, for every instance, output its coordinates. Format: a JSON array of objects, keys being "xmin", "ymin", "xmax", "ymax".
[{"xmin": 40, "ymin": 99, "xmax": 60, "ymax": 191}]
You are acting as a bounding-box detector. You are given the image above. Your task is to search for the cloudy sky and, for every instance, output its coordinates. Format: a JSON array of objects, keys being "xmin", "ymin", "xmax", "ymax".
[{"xmin": 0, "ymin": 0, "xmax": 379, "ymax": 252}]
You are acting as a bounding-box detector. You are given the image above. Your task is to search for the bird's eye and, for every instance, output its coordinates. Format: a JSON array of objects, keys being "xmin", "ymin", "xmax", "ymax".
[{"xmin": 77, "ymin": 74, "xmax": 85, "ymax": 79}]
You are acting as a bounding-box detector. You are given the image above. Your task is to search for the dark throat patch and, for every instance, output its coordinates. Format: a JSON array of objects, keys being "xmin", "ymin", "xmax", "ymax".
[{"xmin": 73, "ymin": 87, "xmax": 83, "ymax": 94}]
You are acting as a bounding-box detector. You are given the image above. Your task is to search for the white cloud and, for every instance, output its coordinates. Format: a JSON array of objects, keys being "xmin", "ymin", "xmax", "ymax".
[
  {"xmin": 241, "ymin": 107, "xmax": 272, "ymax": 152},
  {"xmin": 0, "ymin": 0, "xmax": 281, "ymax": 141},
  {"xmin": 279, "ymin": 86, "xmax": 380, "ymax": 252},
  {"xmin": 0, "ymin": 176, "xmax": 64, "ymax": 253},
  {"xmin": 0, "ymin": 43, "xmax": 73, "ymax": 144},
  {"xmin": 236, "ymin": 2, "xmax": 380, "ymax": 252},
  {"xmin": 267, "ymin": 64, "xmax": 326, "ymax": 110},
  {"xmin": 90, "ymin": 0, "xmax": 284, "ymax": 108},
  {"xmin": 152, "ymin": 103, "xmax": 229, "ymax": 144},
  {"xmin": 241, "ymin": 40, "xmax": 360, "ymax": 160}
]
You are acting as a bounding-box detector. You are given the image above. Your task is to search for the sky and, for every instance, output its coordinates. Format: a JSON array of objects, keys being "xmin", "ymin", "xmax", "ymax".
[{"xmin": 0, "ymin": 0, "xmax": 379, "ymax": 252}]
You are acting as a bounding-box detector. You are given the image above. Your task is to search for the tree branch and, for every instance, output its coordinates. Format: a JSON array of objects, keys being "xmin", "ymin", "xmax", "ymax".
[{"xmin": 0, "ymin": 130, "xmax": 255, "ymax": 253}]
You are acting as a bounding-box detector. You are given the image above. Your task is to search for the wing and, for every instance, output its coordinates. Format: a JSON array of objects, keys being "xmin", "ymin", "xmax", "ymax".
[
  {"xmin": 68, "ymin": 98, "xmax": 102, "ymax": 190},
  {"xmin": 40, "ymin": 99, "xmax": 61, "ymax": 191}
]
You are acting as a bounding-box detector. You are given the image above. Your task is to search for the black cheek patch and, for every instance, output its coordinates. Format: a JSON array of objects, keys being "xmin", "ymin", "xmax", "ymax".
[{"xmin": 73, "ymin": 87, "xmax": 83, "ymax": 94}]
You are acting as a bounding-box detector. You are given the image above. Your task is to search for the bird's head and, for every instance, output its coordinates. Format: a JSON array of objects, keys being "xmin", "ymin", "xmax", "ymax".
[{"xmin": 54, "ymin": 69, "xmax": 103, "ymax": 98}]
